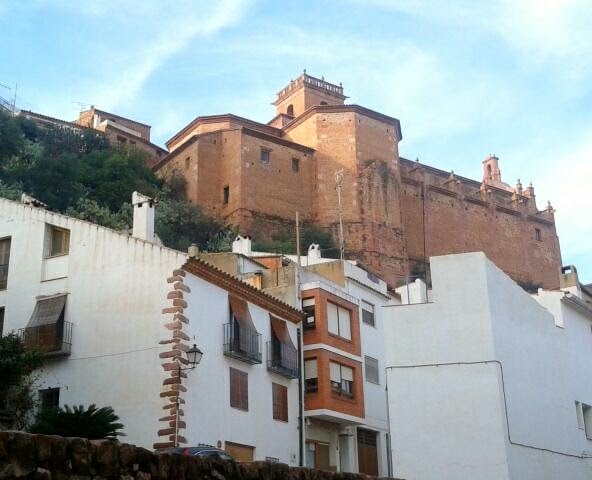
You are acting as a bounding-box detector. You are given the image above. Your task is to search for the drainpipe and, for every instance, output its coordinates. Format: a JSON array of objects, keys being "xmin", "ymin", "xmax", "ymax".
[{"xmin": 297, "ymin": 327, "xmax": 304, "ymax": 466}]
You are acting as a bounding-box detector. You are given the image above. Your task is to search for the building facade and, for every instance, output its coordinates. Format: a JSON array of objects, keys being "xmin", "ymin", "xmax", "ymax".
[
  {"xmin": 20, "ymin": 107, "xmax": 166, "ymax": 167},
  {"xmin": 0, "ymin": 197, "xmax": 303, "ymax": 464},
  {"xmin": 154, "ymin": 72, "xmax": 562, "ymax": 290},
  {"xmin": 202, "ymin": 237, "xmax": 396, "ymax": 475},
  {"xmin": 384, "ymin": 252, "xmax": 592, "ymax": 480}
]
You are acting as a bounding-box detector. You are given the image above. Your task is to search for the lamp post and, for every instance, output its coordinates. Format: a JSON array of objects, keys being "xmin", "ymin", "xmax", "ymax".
[{"xmin": 174, "ymin": 344, "xmax": 203, "ymax": 447}]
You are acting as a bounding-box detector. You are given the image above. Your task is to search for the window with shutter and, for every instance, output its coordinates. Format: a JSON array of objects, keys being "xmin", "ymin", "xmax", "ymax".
[
  {"xmin": 0, "ymin": 237, "xmax": 10, "ymax": 290},
  {"xmin": 338, "ymin": 306, "xmax": 351, "ymax": 339},
  {"xmin": 302, "ymin": 298, "xmax": 316, "ymax": 330},
  {"xmin": 304, "ymin": 358, "xmax": 318, "ymax": 393},
  {"xmin": 327, "ymin": 302, "xmax": 339, "ymax": 335},
  {"xmin": 272, "ymin": 383, "xmax": 288, "ymax": 422},
  {"xmin": 330, "ymin": 361, "xmax": 354, "ymax": 397},
  {"xmin": 327, "ymin": 301, "xmax": 352, "ymax": 340},
  {"xmin": 47, "ymin": 226, "xmax": 70, "ymax": 257},
  {"xmin": 364, "ymin": 356, "xmax": 379, "ymax": 384},
  {"xmin": 361, "ymin": 300, "xmax": 375, "ymax": 326},
  {"xmin": 230, "ymin": 367, "xmax": 248, "ymax": 411}
]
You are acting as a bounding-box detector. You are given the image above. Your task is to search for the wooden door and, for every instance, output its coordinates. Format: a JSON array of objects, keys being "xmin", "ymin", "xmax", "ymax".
[
  {"xmin": 316, "ymin": 442, "xmax": 330, "ymax": 470},
  {"xmin": 225, "ymin": 441, "xmax": 254, "ymax": 462},
  {"xmin": 357, "ymin": 428, "xmax": 378, "ymax": 476}
]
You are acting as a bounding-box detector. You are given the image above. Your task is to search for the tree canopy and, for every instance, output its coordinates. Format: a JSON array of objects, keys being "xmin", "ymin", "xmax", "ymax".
[{"xmin": 0, "ymin": 110, "xmax": 231, "ymax": 252}]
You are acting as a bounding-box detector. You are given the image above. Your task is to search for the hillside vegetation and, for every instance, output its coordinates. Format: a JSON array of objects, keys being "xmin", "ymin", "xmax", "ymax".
[
  {"xmin": 0, "ymin": 110, "xmax": 232, "ymax": 252},
  {"xmin": 0, "ymin": 110, "xmax": 336, "ymax": 256}
]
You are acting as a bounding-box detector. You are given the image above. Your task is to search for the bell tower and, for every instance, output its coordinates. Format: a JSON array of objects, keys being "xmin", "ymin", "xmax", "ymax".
[{"xmin": 273, "ymin": 70, "xmax": 347, "ymax": 118}]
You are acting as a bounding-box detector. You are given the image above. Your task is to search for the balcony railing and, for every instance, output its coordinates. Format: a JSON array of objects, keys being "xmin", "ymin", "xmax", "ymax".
[
  {"xmin": 223, "ymin": 322, "xmax": 262, "ymax": 364},
  {"xmin": 266, "ymin": 341, "xmax": 298, "ymax": 379},
  {"xmin": 18, "ymin": 321, "xmax": 72, "ymax": 357}
]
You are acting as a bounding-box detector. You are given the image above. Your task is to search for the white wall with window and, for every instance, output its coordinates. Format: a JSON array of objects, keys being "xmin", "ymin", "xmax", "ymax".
[
  {"xmin": 327, "ymin": 301, "xmax": 351, "ymax": 340},
  {"xmin": 181, "ymin": 271, "xmax": 301, "ymax": 465},
  {"xmin": 0, "ymin": 197, "xmax": 186, "ymax": 447},
  {"xmin": 0, "ymin": 197, "xmax": 302, "ymax": 463}
]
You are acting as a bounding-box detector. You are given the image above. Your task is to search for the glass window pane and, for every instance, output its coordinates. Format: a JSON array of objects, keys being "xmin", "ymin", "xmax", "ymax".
[
  {"xmin": 338, "ymin": 306, "xmax": 351, "ymax": 339},
  {"xmin": 327, "ymin": 302, "xmax": 339, "ymax": 335}
]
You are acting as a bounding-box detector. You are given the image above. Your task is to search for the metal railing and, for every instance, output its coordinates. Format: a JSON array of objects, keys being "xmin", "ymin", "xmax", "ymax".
[
  {"xmin": 223, "ymin": 322, "xmax": 262, "ymax": 364},
  {"xmin": 266, "ymin": 341, "xmax": 298, "ymax": 379},
  {"xmin": 17, "ymin": 321, "xmax": 72, "ymax": 356}
]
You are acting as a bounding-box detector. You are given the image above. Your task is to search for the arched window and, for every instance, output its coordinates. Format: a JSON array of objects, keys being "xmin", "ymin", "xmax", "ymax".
[
  {"xmin": 486, "ymin": 164, "xmax": 492, "ymax": 179},
  {"xmin": 286, "ymin": 104, "xmax": 294, "ymax": 116}
]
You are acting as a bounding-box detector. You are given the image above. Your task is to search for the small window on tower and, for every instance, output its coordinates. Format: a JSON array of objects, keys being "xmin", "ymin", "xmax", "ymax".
[
  {"xmin": 535, "ymin": 228, "xmax": 542, "ymax": 241},
  {"xmin": 286, "ymin": 105, "xmax": 294, "ymax": 117},
  {"xmin": 292, "ymin": 158, "xmax": 300, "ymax": 173},
  {"xmin": 223, "ymin": 186, "xmax": 229, "ymax": 204},
  {"xmin": 185, "ymin": 157, "xmax": 191, "ymax": 170},
  {"xmin": 260, "ymin": 148, "xmax": 271, "ymax": 166}
]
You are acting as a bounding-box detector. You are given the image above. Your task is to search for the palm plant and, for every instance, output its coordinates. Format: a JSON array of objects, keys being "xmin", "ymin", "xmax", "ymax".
[{"xmin": 30, "ymin": 404, "xmax": 124, "ymax": 439}]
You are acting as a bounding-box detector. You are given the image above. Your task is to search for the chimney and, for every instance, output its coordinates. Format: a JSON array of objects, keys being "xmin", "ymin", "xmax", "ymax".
[
  {"xmin": 132, "ymin": 191, "xmax": 155, "ymax": 242},
  {"xmin": 232, "ymin": 235, "xmax": 252, "ymax": 256},
  {"xmin": 308, "ymin": 243, "xmax": 322, "ymax": 261}
]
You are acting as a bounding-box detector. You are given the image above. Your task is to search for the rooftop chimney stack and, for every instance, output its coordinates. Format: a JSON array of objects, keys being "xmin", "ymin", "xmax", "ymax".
[
  {"xmin": 308, "ymin": 243, "xmax": 322, "ymax": 261},
  {"xmin": 232, "ymin": 235, "xmax": 252, "ymax": 256},
  {"xmin": 132, "ymin": 191, "xmax": 155, "ymax": 242}
]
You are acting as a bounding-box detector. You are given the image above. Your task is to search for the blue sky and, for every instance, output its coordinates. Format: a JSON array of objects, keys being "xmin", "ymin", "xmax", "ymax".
[{"xmin": 1, "ymin": 0, "xmax": 590, "ymax": 282}]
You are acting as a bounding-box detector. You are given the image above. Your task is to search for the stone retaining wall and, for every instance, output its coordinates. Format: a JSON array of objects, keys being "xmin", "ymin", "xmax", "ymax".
[{"xmin": 0, "ymin": 432, "xmax": 401, "ymax": 480}]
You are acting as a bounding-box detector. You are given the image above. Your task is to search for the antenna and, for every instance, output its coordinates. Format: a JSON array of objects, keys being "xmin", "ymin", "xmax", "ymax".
[
  {"xmin": 72, "ymin": 101, "xmax": 91, "ymax": 112},
  {"xmin": 334, "ymin": 169, "xmax": 345, "ymax": 261}
]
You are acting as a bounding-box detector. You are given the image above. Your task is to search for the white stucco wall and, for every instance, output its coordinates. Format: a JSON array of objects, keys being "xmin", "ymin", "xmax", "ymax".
[
  {"xmin": 384, "ymin": 252, "xmax": 592, "ymax": 480},
  {"xmin": 179, "ymin": 272, "xmax": 301, "ymax": 464},
  {"xmin": 0, "ymin": 198, "xmax": 187, "ymax": 448}
]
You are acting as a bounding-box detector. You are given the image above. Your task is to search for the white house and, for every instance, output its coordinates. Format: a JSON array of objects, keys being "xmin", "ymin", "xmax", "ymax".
[
  {"xmin": 384, "ymin": 252, "xmax": 592, "ymax": 480},
  {"xmin": 0, "ymin": 196, "xmax": 303, "ymax": 464}
]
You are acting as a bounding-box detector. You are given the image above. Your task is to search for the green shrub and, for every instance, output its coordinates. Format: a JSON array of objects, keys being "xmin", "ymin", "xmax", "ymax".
[{"xmin": 30, "ymin": 404, "xmax": 124, "ymax": 439}]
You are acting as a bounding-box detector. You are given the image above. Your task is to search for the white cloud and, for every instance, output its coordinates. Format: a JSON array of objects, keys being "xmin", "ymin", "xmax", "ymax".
[
  {"xmin": 360, "ymin": 0, "xmax": 592, "ymax": 84},
  {"xmin": 83, "ymin": 0, "xmax": 252, "ymax": 109},
  {"xmin": 534, "ymin": 135, "xmax": 592, "ymax": 278}
]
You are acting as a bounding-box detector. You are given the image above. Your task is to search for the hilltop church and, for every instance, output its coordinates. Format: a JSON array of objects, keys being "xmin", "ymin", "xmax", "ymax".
[{"xmin": 153, "ymin": 72, "xmax": 561, "ymax": 289}]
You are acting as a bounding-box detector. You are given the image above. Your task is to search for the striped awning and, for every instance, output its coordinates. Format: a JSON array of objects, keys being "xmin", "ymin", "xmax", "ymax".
[
  {"xmin": 28, "ymin": 294, "xmax": 67, "ymax": 327},
  {"xmin": 229, "ymin": 295, "xmax": 256, "ymax": 330},
  {"xmin": 270, "ymin": 315, "xmax": 294, "ymax": 346}
]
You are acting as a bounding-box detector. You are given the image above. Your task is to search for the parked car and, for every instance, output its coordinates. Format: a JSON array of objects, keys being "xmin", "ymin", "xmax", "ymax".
[{"xmin": 156, "ymin": 445, "xmax": 235, "ymax": 461}]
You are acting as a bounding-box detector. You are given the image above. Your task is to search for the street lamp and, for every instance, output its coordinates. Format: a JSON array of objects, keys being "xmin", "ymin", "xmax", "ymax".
[
  {"xmin": 185, "ymin": 344, "xmax": 203, "ymax": 369},
  {"xmin": 174, "ymin": 344, "xmax": 203, "ymax": 447}
]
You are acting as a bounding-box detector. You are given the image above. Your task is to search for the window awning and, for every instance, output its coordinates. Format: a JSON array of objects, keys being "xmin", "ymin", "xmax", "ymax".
[
  {"xmin": 28, "ymin": 294, "xmax": 67, "ymax": 328},
  {"xmin": 229, "ymin": 295, "xmax": 257, "ymax": 331},
  {"xmin": 270, "ymin": 315, "xmax": 294, "ymax": 346}
]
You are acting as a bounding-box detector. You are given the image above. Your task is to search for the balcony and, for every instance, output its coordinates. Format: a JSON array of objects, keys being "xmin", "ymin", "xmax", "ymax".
[
  {"xmin": 267, "ymin": 341, "xmax": 298, "ymax": 379},
  {"xmin": 223, "ymin": 322, "xmax": 262, "ymax": 364},
  {"xmin": 18, "ymin": 321, "xmax": 72, "ymax": 357}
]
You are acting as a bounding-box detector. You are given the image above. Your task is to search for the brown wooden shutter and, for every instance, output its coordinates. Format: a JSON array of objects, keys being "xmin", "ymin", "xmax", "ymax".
[
  {"xmin": 272, "ymin": 383, "xmax": 288, "ymax": 422},
  {"xmin": 230, "ymin": 367, "xmax": 248, "ymax": 410},
  {"xmin": 240, "ymin": 369, "xmax": 248, "ymax": 411}
]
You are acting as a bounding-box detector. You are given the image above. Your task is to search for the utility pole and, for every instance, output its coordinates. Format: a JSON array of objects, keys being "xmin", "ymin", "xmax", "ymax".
[
  {"xmin": 335, "ymin": 170, "xmax": 345, "ymax": 261},
  {"xmin": 295, "ymin": 211, "xmax": 302, "ymax": 305}
]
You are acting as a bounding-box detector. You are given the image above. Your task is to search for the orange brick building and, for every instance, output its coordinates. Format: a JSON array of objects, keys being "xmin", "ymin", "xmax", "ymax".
[{"xmin": 155, "ymin": 72, "xmax": 561, "ymax": 289}]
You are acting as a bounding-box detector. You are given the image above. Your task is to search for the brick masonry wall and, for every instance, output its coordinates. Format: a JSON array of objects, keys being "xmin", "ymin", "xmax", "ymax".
[
  {"xmin": 400, "ymin": 164, "xmax": 562, "ymax": 289},
  {"xmin": 155, "ymin": 268, "xmax": 192, "ymax": 450},
  {"xmin": 158, "ymin": 106, "xmax": 561, "ymax": 290},
  {"xmin": 0, "ymin": 431, "xmax": 402, "ymax": 479},
  {"xmin": 239, "ymin": 132, "xmax": 314, "ymax": 222}
]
